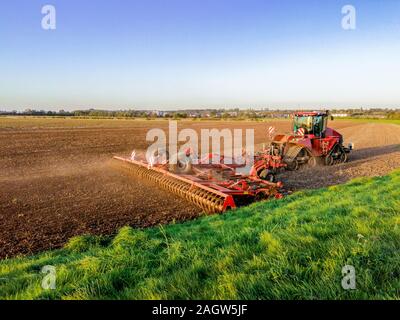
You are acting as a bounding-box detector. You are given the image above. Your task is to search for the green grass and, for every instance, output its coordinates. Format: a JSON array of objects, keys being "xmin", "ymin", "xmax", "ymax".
[
  {"xmin": 1, "ymin": 171, "xmax": 400, "ymax": 300},
  {"xmin": 337, "ymin": 118, "xmax": 400, "ymax": 125}
]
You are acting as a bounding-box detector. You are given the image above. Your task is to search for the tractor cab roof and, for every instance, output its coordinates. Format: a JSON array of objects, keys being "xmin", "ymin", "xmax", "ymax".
[{"xmin": 294, "ymin": 111, "xmax": 329, "ymax": 117}]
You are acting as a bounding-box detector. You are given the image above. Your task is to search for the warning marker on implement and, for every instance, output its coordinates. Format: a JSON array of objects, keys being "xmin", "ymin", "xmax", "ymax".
[
  {"xmin": 268, "ymin": 126, "xmax": 276, "ymax": 138},
  {"xmin": 296, "ymin": 128, "xmax": 305, "ymax": 136}
]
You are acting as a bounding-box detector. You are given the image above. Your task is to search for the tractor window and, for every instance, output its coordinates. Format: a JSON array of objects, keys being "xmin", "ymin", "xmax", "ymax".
[
  {"xmin": 313, "ymin": 116, "xmax": 324, "ymax": 136},
  {"xmin": 294, "ymin": 115, "xmax": 327, "ymax": 136},
  {"xmin": 293, "ymin": 116, "xmax": 313, "ymax": 134}
]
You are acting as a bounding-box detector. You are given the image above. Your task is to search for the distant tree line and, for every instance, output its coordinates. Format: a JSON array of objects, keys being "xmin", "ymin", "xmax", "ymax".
[
  {"xmin": 1, "ymin": 108, "xmax": 399, "ymax": 119},
  {"xmin": 387, "ymin": 111, "xmax": 400, "ymax": 119}
]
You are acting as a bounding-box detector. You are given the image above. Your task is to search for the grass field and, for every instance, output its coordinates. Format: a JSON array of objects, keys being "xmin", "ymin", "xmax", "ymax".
[
  {"xmin": 1, "ymin": 170, "xmax": 399, "ymax": 300},
  {"xmin": 336, "ymin": 118, "xmax": 400, "ymax": 125}
]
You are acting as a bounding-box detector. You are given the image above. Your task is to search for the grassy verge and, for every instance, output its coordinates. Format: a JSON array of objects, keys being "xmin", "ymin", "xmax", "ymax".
[
  {"xmin": 336, "ymin": 118, "xmax": 400, "ymax": 125},
  {"xmin": 1, "ymin": 171, "xmax": 400, "ymax": 300}
]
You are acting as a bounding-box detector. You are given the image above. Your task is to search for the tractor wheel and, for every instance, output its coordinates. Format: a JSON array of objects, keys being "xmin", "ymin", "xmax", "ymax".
[
  {"xmin": 324, "ymin": 154, "xmax": 334, "ymax": 166},
  {"xmin": 340, "ymin": 149, "xmax": 348, "ymax": 163},
  {"xmin": 325, "ymin": 144, "xmax": 347, "ymax": 166},
  {"xmin": 307, "ymin": 156, "xmax": 317, "ymax": 168}
]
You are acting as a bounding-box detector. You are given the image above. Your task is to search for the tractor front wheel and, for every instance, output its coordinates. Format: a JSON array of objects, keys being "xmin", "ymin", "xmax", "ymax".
[
  {"xmin": 340, "ymin": 150, "xmax": 348, "ymax": 163},
  {"xmin": 325, "ymin": 154, "xmax": 334, "ymax": 166},
  {"xmin": 325, "ymin": 144, "xmax": 347, "ymax": 166}
]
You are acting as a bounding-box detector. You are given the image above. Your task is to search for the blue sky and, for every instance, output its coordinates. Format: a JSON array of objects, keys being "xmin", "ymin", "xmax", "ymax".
[{"xmin": 1, "ymin": 0, "xmax": 400, "ymax": 110}]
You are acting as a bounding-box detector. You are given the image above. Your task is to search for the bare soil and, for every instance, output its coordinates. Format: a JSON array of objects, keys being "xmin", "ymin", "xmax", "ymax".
[{"xmin": 1, "ymin": 118, "xmax": 399, "ymax": 258}]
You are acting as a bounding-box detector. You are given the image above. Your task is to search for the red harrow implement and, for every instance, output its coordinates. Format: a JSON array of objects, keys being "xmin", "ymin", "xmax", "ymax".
[
  {"xmin": 113, "ymin": 149, "xmax": 285, "ymax": 214},
  {"xmin": 113, "ymin": 111, "xmax": 351, "ymax": 214}
]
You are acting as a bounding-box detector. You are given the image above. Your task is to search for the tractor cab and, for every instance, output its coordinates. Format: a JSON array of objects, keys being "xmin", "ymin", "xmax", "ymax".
[{"xmin": 293, "ymin": 111, "xmax": 329, "ymax": 137}]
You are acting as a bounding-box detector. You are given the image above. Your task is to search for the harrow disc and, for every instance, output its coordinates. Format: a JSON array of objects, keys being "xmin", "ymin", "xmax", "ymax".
[{"xmin": 113, "ymin": 157, "xmax": 233, "ymax": 214}]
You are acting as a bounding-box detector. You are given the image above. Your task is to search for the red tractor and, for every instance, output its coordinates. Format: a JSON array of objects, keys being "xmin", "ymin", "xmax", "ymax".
[{"xmin": 270, "ymin": 111, "xmax": 353, "ymax": 170}]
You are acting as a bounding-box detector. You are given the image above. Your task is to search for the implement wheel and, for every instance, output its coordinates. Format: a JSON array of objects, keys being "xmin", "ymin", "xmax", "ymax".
[
  {"xmin": 169, "ymin": 154, "xmax": 193, "ymax": 174},
  {"xmin": 286, "ymin": 159, "xmax": 299, "ymax": 171},
  {"xmin": 257, "ymin": 169, "xmax": 275, "ymax": 182}
]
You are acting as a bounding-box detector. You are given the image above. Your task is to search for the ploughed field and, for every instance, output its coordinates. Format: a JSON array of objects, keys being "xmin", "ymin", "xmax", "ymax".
[{"xmin": 1, "ymin": 117, "xmax": 400, "ymax": 258}]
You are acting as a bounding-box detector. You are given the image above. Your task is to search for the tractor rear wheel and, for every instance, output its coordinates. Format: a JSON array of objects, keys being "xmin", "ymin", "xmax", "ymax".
[
  {"xmin": 325, "ymin": 154, "xmax": 334, "ymax": 166},
  {"xmin": 307, "ymin": 156, "xmax": 317, "ymax": 168},
  {"xmin": 340, "ymin": 149, "xmax": 348, "ymax": 163}
]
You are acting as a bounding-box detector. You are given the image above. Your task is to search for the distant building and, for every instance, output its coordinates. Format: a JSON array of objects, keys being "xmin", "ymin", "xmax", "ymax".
[{"xmin": 332, "ymin": 113, "xmax": 349, "ymax": 117}]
